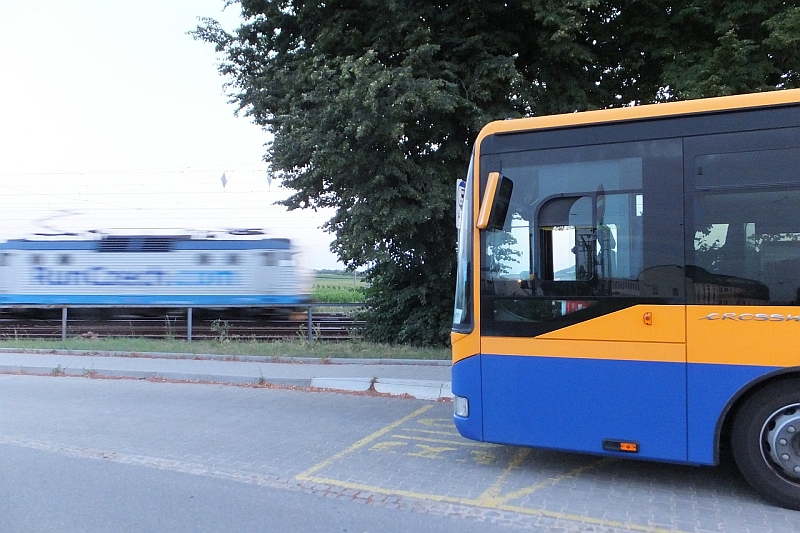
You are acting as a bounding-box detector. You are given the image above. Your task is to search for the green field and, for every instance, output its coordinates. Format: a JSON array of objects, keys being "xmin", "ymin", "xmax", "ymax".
[{"xmin": 313, "ymin": 271, "xmax": 367, "ymax": 303}]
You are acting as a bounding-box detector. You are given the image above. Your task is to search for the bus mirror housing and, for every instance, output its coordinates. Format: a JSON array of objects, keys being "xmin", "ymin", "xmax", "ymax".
[{"xmin": 476, "ymin": 172, "xmax": 513, "ymax": 230}]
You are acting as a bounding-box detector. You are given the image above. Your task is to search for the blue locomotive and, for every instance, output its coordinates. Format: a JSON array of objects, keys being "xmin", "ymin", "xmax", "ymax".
[{"xmin": 0, "ymin": 230, "xmax": 313, "ymax": 307}]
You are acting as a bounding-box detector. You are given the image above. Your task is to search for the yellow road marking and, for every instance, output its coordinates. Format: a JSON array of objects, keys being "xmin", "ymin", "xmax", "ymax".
[
  {"xmin": 301, "ymin": 475, "xmax": 685, "ymax": 533},
  {"xmin": 406, "ymin": 444, "xmax": 459, "ymax": 459},
  {"xmin": 392, "ymin": 434, "xmax": 495, "ymax": 447},
  {"xmin": 470, "ymin": 449, "xmax": 498, "ymax": 465},
  {"xmin": 416, "ymin": 417, "xmax": 453, "ymax": 428},
  {"xmin": 495, "ymin": 457, "xmax": 616, "ymax": 505},
  {"xmin": 369, "ymin": 441, "xmax": 408, "ymax": 452},
  {"xmin": 476, "ymin": 447, "xmax": 531, "ymax": 505},
  {"xmin": 294, "ymin": 407, "xmax": 682, "ymax": 533},
  {"xmin": 296, "ymin": 404, "xmax": 433, "ymax": 480},
  {"xmin": 400, "ymin": 427, "xmax": 461, "ymax": 437}
]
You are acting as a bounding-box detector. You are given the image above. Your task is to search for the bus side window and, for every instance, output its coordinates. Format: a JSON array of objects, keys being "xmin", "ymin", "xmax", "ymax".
[
  {"xmin": 692, "ymin": 189, "xmax": 800, "ymax": 305},
  {"xmin": 537, "ymin": 197, "xmax": 594, "ymax": 283}
]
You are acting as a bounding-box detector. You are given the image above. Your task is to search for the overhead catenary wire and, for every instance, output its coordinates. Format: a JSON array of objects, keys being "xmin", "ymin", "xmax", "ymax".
[{"xmin": 0, "ymin": 171, "xmax": 336, "ymax": 238}]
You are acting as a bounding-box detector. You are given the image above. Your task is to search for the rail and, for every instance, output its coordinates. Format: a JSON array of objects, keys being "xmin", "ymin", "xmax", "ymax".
[{"xmin": 0, "ymin": 304, "xmax": 366, "ymax": 342}]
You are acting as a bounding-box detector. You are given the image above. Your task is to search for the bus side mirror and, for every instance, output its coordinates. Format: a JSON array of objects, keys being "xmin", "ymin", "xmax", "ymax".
[{"xmin": 476, "ymin": 172, "xmax": 513, "ymax": 231}]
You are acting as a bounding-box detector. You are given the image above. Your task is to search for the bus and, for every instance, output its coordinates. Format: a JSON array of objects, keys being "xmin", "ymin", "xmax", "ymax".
[{"xmin": 451, "ymin": 89, "xmax": 800, "ymax": 510}]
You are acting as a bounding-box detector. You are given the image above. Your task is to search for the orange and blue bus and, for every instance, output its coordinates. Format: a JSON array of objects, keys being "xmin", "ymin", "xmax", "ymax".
[{"xmin": 451, "ymin": 89, "xmax": 800, "ymax": 509}]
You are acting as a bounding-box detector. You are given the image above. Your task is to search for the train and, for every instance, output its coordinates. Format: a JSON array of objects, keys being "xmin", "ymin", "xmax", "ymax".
[{"xmin": 0, "ymin": 229, "xmax": 314, "ymax": 307}]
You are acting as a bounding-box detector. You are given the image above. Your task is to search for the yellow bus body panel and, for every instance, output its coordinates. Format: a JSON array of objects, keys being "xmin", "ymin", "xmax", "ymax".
[
  {"xmin": 451, "ymin": 331, "xmax": 480, "ymax": 364},
  {"xmin": 481, "ymin": 306, "xmax": 686, "ymax": 363},
  {"xmin": 456, "ymin": 306, "xmax": 800, "ymax": 368},
  {"xmin": 537, "ymin": 305, "xmax": 685, "ymax": 344},
  {"xmin": 688, "ymin": 306, "xmax": 800, "ymax": 367},
  {"xmin": 481, "ymin": 336, "xmax": 685, "ymax": 363}
]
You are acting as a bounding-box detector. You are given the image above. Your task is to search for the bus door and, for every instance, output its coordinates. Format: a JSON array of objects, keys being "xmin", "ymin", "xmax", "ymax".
[
  {"xmin": 683, "ymin": 126, "xmax": 800, "ymax": 463},
  {"xmin": 477, "ymin": 138, "xmax": 688, "ymax": 461}
]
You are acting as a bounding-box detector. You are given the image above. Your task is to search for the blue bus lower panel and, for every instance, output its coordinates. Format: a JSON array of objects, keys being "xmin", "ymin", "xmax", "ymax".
[
  {"xmin": 452, "ymin": 354, "xmax": 483, "ymax": 442},
  {"xmin": 0, "ymin": 294, "xmax": 309, "ymax": 306},
  {"xmin": 686, "ymin": 363, "xmax": 779, "ymax": 464},
  {"xmin": 453, "ymin": 354, "xmax": 780, "ymax": 465},
  {"xmin": 455, "ymin": 354, "xmax": 688, "ymax": 463}
]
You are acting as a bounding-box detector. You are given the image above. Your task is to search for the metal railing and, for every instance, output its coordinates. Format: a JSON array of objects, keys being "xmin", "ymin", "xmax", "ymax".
[{"xmin": 0, "ymin": 304, "xmax": 366, "ymax": 342}]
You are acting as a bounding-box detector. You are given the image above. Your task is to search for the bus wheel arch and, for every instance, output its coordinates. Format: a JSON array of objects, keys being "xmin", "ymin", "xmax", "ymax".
[{"xmin": 729, "ymin": 376, "xmax": 800, "ymax": 510}]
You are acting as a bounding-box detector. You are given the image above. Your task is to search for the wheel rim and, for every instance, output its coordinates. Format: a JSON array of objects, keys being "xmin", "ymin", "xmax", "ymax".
[{"xmin": 762, "ymin": 402, "xmax": 800, "ymax": 482}]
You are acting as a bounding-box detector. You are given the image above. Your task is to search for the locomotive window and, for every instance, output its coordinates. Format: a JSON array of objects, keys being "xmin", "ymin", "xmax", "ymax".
[
  {"xmin": 197, "ymin": 254, "xmax": 212, "ymax": 265},
  {"xmin": 59, "ymin": 254, "xmax": 71, "ymax": 265},
  {"xmin": 263, "ymin": 252, "xmax": 278, "ymax": 267},
  {"xmin": 31, "ymin": 254, "xmax": 44, "ymax": 265},
  {"xmin": 0, "ymin": 253, "xmax": 10, "ymax": 266},
  {"xmin": 282, "ymin": 252, "xmax": 296, "ymax": 265},
  {"xmin": 227, "ymin": 253, "xmax": 240, "ymax": 265}
]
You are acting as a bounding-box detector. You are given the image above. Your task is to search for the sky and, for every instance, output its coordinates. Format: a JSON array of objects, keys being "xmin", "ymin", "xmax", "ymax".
[{"xmin": 0, "ymin": 0, "xmax": 342, "ymax": 270}]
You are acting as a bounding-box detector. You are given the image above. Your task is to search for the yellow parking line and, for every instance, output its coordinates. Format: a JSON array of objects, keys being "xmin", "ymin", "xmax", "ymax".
[
  {"xmin": 495, "ymin": 457, "xmax": 616, "ymax": 505},
  {"xmin": 302, "ymin": 475, "xmax": 473, "ymax": 505},
  {"xmin": 392, "ymin": 434, "xmax": 495, "ymax": 447},
  {"xmin": 295, "ymin": 407, "xmax": 684, "ymax": 533},
  {"xmin": 400, "ymin": 427, "xmax": 461, "ymax": 437},
  {"xmin": 296, "ymin": 404, "xmax": 433, "ymax": 480},
  {"xmin": 476, "ymin": 447, "xmax": 531, "ymax": 505},
  {"xmin": 497, "ymin": 501, "xmax": 682, "ymax": 533},
  {"xmin": 300, "ymin": 474, "xmax": 684, "ymax": 533}
]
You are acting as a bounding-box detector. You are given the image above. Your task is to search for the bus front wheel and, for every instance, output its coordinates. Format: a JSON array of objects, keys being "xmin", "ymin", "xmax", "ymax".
[{"xmin": 731, "ymin": 379, "xmax": 800, "ymax": 510}]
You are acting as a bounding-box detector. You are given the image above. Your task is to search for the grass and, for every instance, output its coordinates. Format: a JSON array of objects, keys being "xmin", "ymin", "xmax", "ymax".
[
  {"xmin": 0, "ymin": 271, "xmax": 449, "ymax": 360},
  {"xmin": 313, "ymin": 272, "xmax": 367, "ymax": 304},
  {"xmin": 0, "ymin": 337, "xmax": 451, "ymax": 361},
  {"xmin": 314, "ymin": 285, "xmax": 365, "ymax": 303}
]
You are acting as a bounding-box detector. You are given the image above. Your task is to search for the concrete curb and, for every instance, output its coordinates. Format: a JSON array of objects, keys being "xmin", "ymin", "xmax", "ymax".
[
  {"xmin": 307, "ymin": 377, "xmax": 452, "ymax": 400},
  {"xmin": 0, "ymin": 348, "xmax": 451, "ymax": 367},
  {"xmin": 0, "ymin": 354, "xmax": 453, "ymax": 400},
  {"xmin": 373, "ymin": 379, "xmax": 452, "ymax": 401},
  {"xmin": 309, "ymin": 377, "xmax": 373, "ymax": 392},
  {"xmin": 0, "ymin": 364, "xmax": 310, "ymax": 387}
]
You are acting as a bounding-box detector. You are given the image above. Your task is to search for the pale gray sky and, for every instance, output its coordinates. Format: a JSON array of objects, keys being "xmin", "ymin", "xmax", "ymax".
[{"xmin": 0, "ymin": 0, "xmax": 342, "ymax": 269}]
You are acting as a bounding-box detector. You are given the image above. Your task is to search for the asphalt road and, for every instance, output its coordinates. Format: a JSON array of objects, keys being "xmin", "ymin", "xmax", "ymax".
[
  {"xmin": 0, "ymin": 374, "xmax": 797, "ymax": 532},
  {"xmin": 0, "ymin": 444, "xmax": 510, "ymax": 533}
]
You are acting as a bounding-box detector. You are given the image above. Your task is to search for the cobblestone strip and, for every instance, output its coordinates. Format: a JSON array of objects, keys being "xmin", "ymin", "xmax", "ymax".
[{"xmin": 0, "ymin": 432, "xmax": 682, "ymax": 532}]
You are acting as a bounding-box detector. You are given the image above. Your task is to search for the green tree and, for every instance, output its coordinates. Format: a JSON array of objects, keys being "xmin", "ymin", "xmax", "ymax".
[
  {"xmin": 193, "ymin": 0, "xmax": 800, "ymax": 345},
  {"xmin": 587, "ymin": 0, "xmax": 800, "ymax": 101},
  {"xmin": 193, "ymin": 0, "xmax": 603, "ymax": 345}
]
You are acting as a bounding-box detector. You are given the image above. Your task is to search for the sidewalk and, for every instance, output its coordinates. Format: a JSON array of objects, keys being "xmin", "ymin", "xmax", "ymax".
[{"xmin": 0, "ymin": 349, "xmax": 452, "ymax": 401}]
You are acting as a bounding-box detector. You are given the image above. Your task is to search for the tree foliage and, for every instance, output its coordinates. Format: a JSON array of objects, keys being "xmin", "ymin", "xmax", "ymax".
[
  {"xmin": 194, "ymin": 0, "xmax": 800, "ymax": 345},
  {"xmin": 586, "ymin": 0, "xmax": 800, "ymax": 101}
]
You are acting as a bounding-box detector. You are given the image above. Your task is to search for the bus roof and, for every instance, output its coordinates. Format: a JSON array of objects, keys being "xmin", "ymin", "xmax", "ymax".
[{"xmin": 478, "ymin": 89, "xmax": 800, "ymax": 142}]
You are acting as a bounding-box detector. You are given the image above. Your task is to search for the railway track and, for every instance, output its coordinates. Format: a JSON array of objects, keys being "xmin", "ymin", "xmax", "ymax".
[{"xmin": 0, "ymin": 309, "xmax": 366, "ymax": 342}]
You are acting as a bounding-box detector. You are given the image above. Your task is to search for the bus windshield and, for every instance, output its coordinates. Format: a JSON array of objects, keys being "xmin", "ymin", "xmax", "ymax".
[{"xmin": 452, "ymin": 156, "xmax": 473, "ymax": 332}]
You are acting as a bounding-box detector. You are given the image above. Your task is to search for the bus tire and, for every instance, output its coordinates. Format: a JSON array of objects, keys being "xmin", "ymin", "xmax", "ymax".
[{"xmin": 731, "ymin": 379, "xmax": 800, "ymax": 510}]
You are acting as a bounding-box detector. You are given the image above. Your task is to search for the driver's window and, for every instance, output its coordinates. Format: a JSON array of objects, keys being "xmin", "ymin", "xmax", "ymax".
[
  {"xmin": 537, "ymin": 196, "xmax": 595, "ymax": 284},
  {"xmin": 537, "ymin": 192, "xmax": 643, "ymax": 298}
]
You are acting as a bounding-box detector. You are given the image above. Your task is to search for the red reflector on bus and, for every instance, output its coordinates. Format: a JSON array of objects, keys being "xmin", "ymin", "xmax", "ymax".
[{"xmin": 602, "ymin": 440, "xmax": 639, "ymax": 453}]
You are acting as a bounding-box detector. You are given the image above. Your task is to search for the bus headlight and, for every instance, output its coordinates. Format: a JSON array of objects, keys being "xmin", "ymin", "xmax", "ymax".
[{"xmin": 454, "ymin": 395, "xmax": 469, "ymax": 418}]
